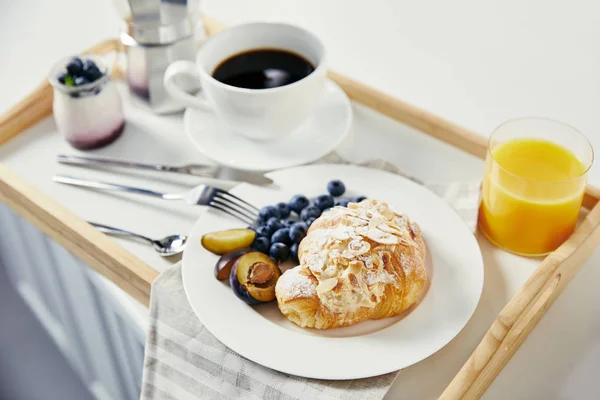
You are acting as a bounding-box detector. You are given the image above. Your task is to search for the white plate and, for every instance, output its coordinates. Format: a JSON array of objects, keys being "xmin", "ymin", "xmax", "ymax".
[
  {"xmin": 184, "ymin": 79, "xmax": 352, "ymax": 171},
  {"xmin": 182, "ymin": 164, "xmax": 484, "ymax": 379}
]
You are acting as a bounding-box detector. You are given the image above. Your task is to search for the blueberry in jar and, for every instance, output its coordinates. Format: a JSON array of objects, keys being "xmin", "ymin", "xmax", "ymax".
[
  {"xmin": 83, "ymin": 59, "xmax": 97, "ymax": 70},
  {"xmin": 66, "ymin": 57, "xmax": 83, "ymax": 75},
  {"xmin": 284, "ymin": 220, "xmax": 296, "ymax": 228},
  {"xmin": 57, "ymin": 71, "xmax": 68, "ymax": 84},
  {"xmin": 82, "ymin": 64, "xmax": 102, "ymax": 82},
  {"xmin": 354, "ymin": 196, "xmax": 367, "ymax": 203},
  {"xmin": 300, "ymin": 205, "xmax": 321, "ymax": 221},
  {"xmin": 290, "ymin": 243, "xmax": 299, "ymax": 263},
  {"xmin": 314, "ymin": 194, "xmax": 334, "ymax": 210},
  {"xmin": 251, "ymin": 236, "xmax": 270, "ymax": 254},
  {"xmin": 289, "ymin": 194, "xmax": 310, "ymax": 214},
  {"xmin": 289, "ymin": 222, "xmax": 307, "ymax": 243},
  {"xmin": 259, "ymin": 205, "xmax": 280, "ymax": 221},
  {"xmin": 269, "ymin": 243, "xmax": 290, "ymax": 263},
  {"xmin": 276, "ymin": 202, "xmax": 291, "ymax": 219},
  {"xmin": 306, "ymin": 217, "xmax": 316, "ymax": 227},
  {"xmin": 271, "ymin": 228, "xmax": 291, "ymax": 245},
  {"xmin": 327, "ymin": 180, "xmax": 346, "ymax": 197},
  {"xmin": 74, "ymin": 76, "xmax": 90, "ymax": 86}
]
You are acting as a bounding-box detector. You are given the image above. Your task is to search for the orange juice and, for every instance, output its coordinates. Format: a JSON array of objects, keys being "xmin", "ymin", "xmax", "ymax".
[{"xmin": 479, "ymin": 138, "xmax": 587, "ymax": 256}]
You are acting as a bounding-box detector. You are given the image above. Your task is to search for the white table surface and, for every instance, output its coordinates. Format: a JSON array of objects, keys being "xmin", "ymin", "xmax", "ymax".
[{"xmin": 2, "ymin": 1, "xmax": 600, "ymax": 399}]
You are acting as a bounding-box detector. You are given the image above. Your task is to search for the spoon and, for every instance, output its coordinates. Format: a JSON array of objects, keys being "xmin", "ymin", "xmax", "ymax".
[{"xmin": 89, "ymin": 222, "xmax": 187, "ymax": 257}]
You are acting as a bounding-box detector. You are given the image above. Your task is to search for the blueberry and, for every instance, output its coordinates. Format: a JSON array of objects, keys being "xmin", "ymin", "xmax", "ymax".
[
  {"xmin": 82, "ymin": 59, "xmax": 97, "ymax": 71},
  {"xmin": 83, "ymin": 65, "xmax": 102, "ymax": 82},
  {"xmin": 271, "ymin": 228, "xmax": 291, "ymax": 245},
  {"xmin": 251, "ymin": 236, "xmax": 270, "ymax": 254},
  {"xmin": 270, "ymin": 243, "xmax": 289, "ymax": 262},
  {"xmin": 256, "ymin": 226, "xmax": 273, "ymax": 238},
  {"xmin": 74, "ymin": 76, "xmax": 90, "ymax": 86},
  {"xmin": 276, "ymin": 202, "xmax": 291, "ymax": 219},
  {"xmin": 335, "ymin": 199, "xmax": 350, "ymax": 207},
  {"xmin": 289, "ymin": 222, "xmax": 307, "ymax": 243},
  {"xmin": 300, "ymin": 206, "xmax": 321, "ymax": 221},
  {"xmin": 290, "ymin": 243, "xmax": 299, "ymax": 262},
  {"xmin": 327, "ymin": 180, "xmax": 346, "ymax": 197},
  {"xmin": 284, "ymin": 220, "xmax": 296, "ymax": 228},
  {"xmin": 314, "ymin": 194, "xmax": 334, "ymax": 210},
  {"xmin": 259, "ymin": 205, "xmax": 280, "ymax": 221},
  {"xmin": 289, "ymin": 194, "xmax": 310, "ymax": 214},
  {"xmin": 66, "ymin": 57, "xmax": 83, "ymax": 76},
  {"xmin": 306, "ymin": 217, "xmax": 316, "ymax": 227},
  {"xmin": 266, "ymin": 217, "xmax": 284, "ymax": 233},
  {"xmin": 57, "ymin": 71, "xmax": 68, "ymax": 84},
  {"xmin": 354, "ymin": 196, "xmax": 367, "ymax": 203}
]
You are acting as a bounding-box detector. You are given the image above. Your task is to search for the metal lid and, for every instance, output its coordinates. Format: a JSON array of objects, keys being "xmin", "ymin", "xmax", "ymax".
[{"xmin": 120, "ymin": 0, "xmax": 200, "ymax": 45}]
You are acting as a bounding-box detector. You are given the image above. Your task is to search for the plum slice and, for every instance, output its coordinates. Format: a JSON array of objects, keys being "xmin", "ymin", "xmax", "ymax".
[
  {"xmin": 229, "ymin": 252, "xmax": 281, "ymax": 305},
  {"xmin": 214, "ymin": 248, "xmax": 250, "ymax": 281},
  {"xmin": 201, "ymin": 228, "xmax": 256, "ymax": 255}
]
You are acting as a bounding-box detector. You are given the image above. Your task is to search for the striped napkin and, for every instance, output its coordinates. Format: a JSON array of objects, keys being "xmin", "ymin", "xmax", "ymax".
[{"xmin": 140, "ymin": 159, "xmax": 481, "ymax": 400}]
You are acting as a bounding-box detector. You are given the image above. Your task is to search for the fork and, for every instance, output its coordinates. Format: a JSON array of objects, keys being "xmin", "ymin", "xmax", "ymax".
[{"xmin": 53, "ymin": 175, "xmax": 259, "ymax": 225}]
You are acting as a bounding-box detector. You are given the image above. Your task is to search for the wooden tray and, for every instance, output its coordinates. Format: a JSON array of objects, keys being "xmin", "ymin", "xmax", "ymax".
[{"xmin": 1, "ymin": 17, "xmax": 600, "ymax": 399}]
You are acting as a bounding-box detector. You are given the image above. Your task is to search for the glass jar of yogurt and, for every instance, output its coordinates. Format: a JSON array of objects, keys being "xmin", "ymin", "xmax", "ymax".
[{"xmin": 48, "ymin": 55, "xmax": 125, "ymax": 150}]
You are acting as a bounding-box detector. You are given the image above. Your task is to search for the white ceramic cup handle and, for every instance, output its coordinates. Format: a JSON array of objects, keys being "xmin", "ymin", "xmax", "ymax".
[{"xmin": 164, "ymin": 60, "xmax": 212, "ymax": 110}]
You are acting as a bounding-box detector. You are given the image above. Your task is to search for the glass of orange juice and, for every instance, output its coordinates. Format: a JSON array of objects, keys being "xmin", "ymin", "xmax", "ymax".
[{"xmin": 479, "ymin": 118, "xmax": 594, "ymax": 256}]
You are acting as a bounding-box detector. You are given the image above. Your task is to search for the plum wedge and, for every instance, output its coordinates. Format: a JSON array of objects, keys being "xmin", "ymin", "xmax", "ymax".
[
  {"xmin": 229, "ymin": 252, "xmax": 281, "ymax": 304},
  {"xmin": 214, "ymin": 248, "xmax": 251, "ymax": 281},
  {"xmin": 201, "ymin": 228, "xmax": 256, "ymax": 255}
]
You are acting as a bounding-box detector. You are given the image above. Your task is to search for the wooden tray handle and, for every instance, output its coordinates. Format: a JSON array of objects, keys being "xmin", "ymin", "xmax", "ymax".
[
  {"xmin": 0, "ymin": 80, "xmax": 53, "ymax": 146},
  {"xmin": 0, "ymin": 163, "xmax": 158, "ymax": 306},
  {"xmin": 0, "ymin": 39, "xmax": 120, "ymax": 146},
  {"xmin": 440, "ymin": 202, "xmax": 600, "ymax": 399}
]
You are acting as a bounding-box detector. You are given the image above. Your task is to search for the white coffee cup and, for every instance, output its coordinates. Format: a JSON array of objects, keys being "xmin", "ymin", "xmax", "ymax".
[{"xmin": 164, "ymin": 22, "xmax": 326, "ymax": 141}]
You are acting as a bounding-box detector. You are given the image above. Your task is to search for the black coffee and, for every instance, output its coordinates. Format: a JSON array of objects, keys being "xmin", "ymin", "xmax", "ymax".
[{"xmin": 212, "ymin": 49, "xmax": 315, "ymax": 89}]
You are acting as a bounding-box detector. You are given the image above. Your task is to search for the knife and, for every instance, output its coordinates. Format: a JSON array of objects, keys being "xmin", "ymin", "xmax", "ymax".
[{"xmin": 56, "ymin": 154, "xmax": 274, "ymax": 185}]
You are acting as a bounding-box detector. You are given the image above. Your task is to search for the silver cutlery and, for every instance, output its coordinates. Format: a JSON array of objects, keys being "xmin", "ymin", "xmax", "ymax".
[
  {"xmin": 53, "ymin": 175, "xmax": 259, "ymax": 225},
  {"xmin": 57, "ymin": 154, "xmax": 274, "ymax": 185},
  {"xmin": 90, "ymin": 222, "xmax": 187, "ymax": 256}
]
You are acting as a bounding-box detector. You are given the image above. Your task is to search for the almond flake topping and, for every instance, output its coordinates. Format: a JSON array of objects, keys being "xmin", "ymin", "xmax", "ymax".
[
  {"xmin": 296, "ymin": 199, "xmax": 421, "ymax": 314},
  {"xmin": 410, "ymin": 221, "xmax": 421, "ymax": 236},
  {"xmin": 366, "ymin": 228, "xmax": 400, "ymax": 245},
  {"xmin": 316, "ymin": 278, "xmax": 338, "ymax": 294}
]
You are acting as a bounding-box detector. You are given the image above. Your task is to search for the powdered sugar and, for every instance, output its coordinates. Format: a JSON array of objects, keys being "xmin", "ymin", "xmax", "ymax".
[
  {"xmin": 399, "ymin": 252, "xmax": 417, "ymax": 275},
  {"xmin": 277, "ymin": 267, "xmax": 316, "ymax": 300}
]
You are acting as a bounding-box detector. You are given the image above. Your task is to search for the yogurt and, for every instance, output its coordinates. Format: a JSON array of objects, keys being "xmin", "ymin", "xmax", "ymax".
[{"xmin": 49, "ymin": 56, "xmax": 125, "ymax": 150}]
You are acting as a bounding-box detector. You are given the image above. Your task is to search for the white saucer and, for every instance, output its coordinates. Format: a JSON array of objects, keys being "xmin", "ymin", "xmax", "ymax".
[
  {"xmin": 182, "ymin": 164, "xmax": 484, "ymax": 379},
  {"xmin": 184, "ymin": 79, "xmax": 352, "ymax": 171}
]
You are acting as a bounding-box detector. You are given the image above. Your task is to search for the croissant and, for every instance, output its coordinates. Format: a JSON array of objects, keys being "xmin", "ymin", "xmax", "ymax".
[{"xmin": 275, "ymin": 199, "xmax": 427, "ymax": 329}]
